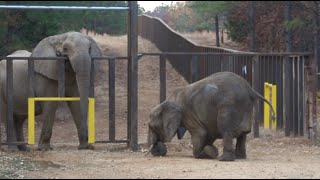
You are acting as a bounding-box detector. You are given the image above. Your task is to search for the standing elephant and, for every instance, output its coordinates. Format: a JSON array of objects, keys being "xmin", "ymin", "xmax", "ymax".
[
  {"xmin": 0, "ymin": 31, "xmax": 102, "ymax": 151},
  {"xmin": 147, "ymin": 71, "xmax": 275, "ymax": 161}
]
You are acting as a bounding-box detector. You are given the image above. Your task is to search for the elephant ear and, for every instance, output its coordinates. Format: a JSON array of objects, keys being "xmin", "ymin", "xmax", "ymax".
[
  {"xmin": 161, "ymin": 101, "xmax": 183, "ymax": 142},
  {"xmin": 85, "ymin": 35, "xmax": 103, "ymax": 73},
  {"xmin": 32, "ymin": 34, "xmax": 68, "ymax": 80}
]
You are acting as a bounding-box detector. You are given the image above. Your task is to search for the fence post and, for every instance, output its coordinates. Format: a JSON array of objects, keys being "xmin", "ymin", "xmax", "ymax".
[
  {"xmin": 160, "ymin": 55, "xmax": 166, "ymax": 103},
  {"xmin": 252, "ymin": 55, "xmax": 260, "ymax": 138},
  {"xmin": 128, "ymin": 1, "xmax": 138, "ymax": 151},
  {"xmin": 6, "ymin": 59, "xmax": 15, "ymax": 149},
  {"xmin": 109, "ymin": 58, "xmax": 116, "ymax": 142}
]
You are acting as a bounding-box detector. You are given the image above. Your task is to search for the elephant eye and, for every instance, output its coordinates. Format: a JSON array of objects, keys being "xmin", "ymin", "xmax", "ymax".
[{"xmin": 63, "ymin": 47, "xmax": 68, "ymax": 52}]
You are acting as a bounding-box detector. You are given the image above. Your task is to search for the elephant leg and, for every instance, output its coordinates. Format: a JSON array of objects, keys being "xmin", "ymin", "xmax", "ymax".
[
  {"xmin": 217, "ymin": 109, "xmax": 236, "ymax": 161},
  {"xmin": 37, "ymin": 101, "xmax": 58, "ymax": 151},
  {"xmin": 14, "ymin": 116, "xmax": 29, "ymax": 151},
  {"xmin": 219, "ymin": 131, "xmax": 235, "ymax": 161},
  {"xmin": 191, "ymin": 130, "xmax": 218, "ymax": 159},
  {"xmin": 235, "ymin": 134, "xmax": 247, "ymax": 159},
  {"xmin": 67, "ymin": 101, "xmax": 93, "ymax": 150},
  {"xmin": 66, "ymin": 89, "xmax": 94, "ymax": 150}
]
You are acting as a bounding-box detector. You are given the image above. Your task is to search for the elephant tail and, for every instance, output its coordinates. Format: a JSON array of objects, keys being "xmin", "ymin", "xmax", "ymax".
[{"xmin": 250, "ymin": 87, "xmax": 276, "ymax": 121}]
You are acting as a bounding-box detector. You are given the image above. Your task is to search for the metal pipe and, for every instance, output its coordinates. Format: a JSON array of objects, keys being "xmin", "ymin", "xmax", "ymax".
[{"xmin": 0, "ymin": 5, "xmax": 129, "ymax": 10}]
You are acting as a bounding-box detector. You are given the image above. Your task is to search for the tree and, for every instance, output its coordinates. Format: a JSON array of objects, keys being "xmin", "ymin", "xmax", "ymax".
[
  {"xmin": 0, "ymin": 1, "xmax": 133, "ymax": 55},
  {"xmin": 190, "ymin": 1, "xmax": 234, "ymax": 47}
]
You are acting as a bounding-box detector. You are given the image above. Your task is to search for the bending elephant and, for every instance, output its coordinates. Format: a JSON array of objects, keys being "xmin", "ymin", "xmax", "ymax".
[
  {"xmin": 0, "ymin": 31, "xmax": 102, "ymax": 151},
  {"xmin": 147, "ymin": 71, "xmax": 275, "ymax": 161}
]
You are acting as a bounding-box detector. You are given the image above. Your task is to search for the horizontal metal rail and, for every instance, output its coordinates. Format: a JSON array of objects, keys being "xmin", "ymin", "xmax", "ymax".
[
  {"xmin": 95, "ymin": 140, "xmax": 129, "ymax": 144},
  {"xmin": 1, "ymin": 142, "xmax": 28, "ymax": 145},
  {"xmin": 139, "ymin": 52, "xmax": 313, "ymax": 56},
  {"xmin": 0, "ymin": 5, "xmax": 129, "ymax": 10},
  {"xmin": 0, "ymin": 56, "xmax": 129, "ymax": 60}
]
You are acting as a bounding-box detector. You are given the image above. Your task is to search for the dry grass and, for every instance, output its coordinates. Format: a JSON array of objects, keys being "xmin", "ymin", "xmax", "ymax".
[{"xmin": 179, "ymin": 30, "xmax": 247, "ymax": 51}]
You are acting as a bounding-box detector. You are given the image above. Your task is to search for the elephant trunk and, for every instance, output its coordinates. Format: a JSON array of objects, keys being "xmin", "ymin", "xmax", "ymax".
[
  {"xmin": 71, "ymin": 54, "xmax": 91, "ymax": 145},
  {"xmin": 146, "ymin": 128, "xmax": 167, "ymax": 156}
]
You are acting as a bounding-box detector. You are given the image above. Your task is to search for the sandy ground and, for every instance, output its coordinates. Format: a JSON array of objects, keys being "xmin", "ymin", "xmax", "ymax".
[{"xmin": 1, "ymin": 33, "xmax": 320, "ymax": 179}]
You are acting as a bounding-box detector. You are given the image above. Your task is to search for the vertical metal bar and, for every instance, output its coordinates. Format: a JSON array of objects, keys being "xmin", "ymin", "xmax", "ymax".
[
  {"xmin": 109, "ymin": 58, "xmax": 116, "ymax": 142},
  {"xmin": 89, "ymin": 58, "xmax": 95, "ymax": 98},
  {"xmin": 297, "ymin": 57, "xmax": 301, "ymax": 136},
  {"xmin": 300, "ymin": 57, "xmax": 305, "ymax": 136},
  {"xmin": 128, "ymin": 1, "xmax": 138, "ymax": 151},
  {"xmin": 190, "ymin": 55, "xmax": 198, "ymax": 83},
  {"xmin": 252, "ymin": 55, "xmax": 260, "ymax": 138},
  {"xmin": 28, "ymin": 58, "xmax": 35, "ymax": 98},
  {"xmin": 293, "ymin": 57, "xmax": 297, "ymax": 136},
  {"xmin": 290, "ymin": 58, "xmax": 294, "ymax": 135},
  {"xmin": 279, "ymin": 56, "xmax": 283, "ymax": 129},
  {"xmin": 311, "ymin": 54, "xmax": 318, "ymax": 143},
  {"xmin": 6, "ymin": 59, "xmax": 14, "ymax": 147},
  {"xmin": 284, "ymin": 55, "xmax": 291, "ymax": 136},
  {"xmin": 260, "ymin": 56, "xmax": 265, "ymax": 124},
  {"xmin": 58, "ymin": 58, "xmax": 65, "ymax": 97},
  {"xmin": 160, "ymin": 55, "xmax": 166, "ymax": 103}
]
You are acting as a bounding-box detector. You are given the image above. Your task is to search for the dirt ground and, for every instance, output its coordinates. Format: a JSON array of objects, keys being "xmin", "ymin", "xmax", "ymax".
[{"xmin": 1, "ymin": 32, "xmax": 320, "ymax": 179}]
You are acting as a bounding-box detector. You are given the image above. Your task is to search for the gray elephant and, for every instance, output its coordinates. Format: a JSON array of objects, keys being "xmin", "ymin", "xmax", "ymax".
[
  {"xmin": 0, "ymin": 32, "xmax": 102, "ymax": 151},
  {"xmin": 146, "ymin": 71, "xmax": 275, "ymax": 161}
]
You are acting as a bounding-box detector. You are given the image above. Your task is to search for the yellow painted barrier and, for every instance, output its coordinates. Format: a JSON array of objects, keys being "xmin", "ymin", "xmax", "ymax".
[
  {"xmin": 264, "ymin": 82, "xmax": 277, "ymax": 129},
  {"xmin": 28, "ymin": 97, "xmax": 95, "ymax": 145},
  {"xmin": 271, "ymin": 85, "xmax": 277, "ymax": 129}
]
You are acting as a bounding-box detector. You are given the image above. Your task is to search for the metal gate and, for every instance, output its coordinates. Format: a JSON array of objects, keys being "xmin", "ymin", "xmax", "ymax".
[{"xmin": 0, "ymin": 2, "xmax": 139, "ymax": 150}]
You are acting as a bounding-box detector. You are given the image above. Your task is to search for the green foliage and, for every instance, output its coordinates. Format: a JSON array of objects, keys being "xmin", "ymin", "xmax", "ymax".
[
  {"xmin": 285, "ymin": 18, "xmax": 304, "ymax": 31},
  {"xmin": 224, "ymin": 19, "xmax": 248, "ymax": 43},
  {"xmin": 190, "ymin": 1, "xmax": 230, "ymax": 17},
  {"xmin": 0, "ymin": 1, "xmax": 136, "ymax": 55}
]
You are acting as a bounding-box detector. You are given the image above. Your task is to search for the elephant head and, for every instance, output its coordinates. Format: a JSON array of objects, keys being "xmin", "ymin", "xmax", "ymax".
[
  {"xmin": 146, "ymin": 100, "xmax": 185, "ymax": 156},
  {"xmin": 31, "ymin": 31, "xmax": 102, "ymax": 144}
]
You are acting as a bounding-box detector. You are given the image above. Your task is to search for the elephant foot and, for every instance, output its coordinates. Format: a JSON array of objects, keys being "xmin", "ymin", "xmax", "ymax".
[
  {"xmin": 18, "ymin": 145, "xmax": 30, "ymax": 152},
  {"xmin": 78, "ymin": 143, "xmax": 94, "ymax": 150},
  {"xmin": 219, "ymin": 151, "xmax": 236, "ymax": 161},
  {"xmin": 203, "ymin": 145, "xmax": 219, "ymax": 159},
  {"xmin": 37, "ymin": 143, "xmax": 53, "ymax": 151},
  {"xmin": 235, "ymin": 150, "xmax": 246, "ymax": 159}
]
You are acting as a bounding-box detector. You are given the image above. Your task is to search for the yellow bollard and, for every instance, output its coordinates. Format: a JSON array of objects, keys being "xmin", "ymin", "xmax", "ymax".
[
  {"xmin": 271, "ymin": 85, "xmax": 277, "ymax": 129},
  {"xmin": 264, "ymin": 82, "xmax": 277, "ymax": 130},
  {"xmin": 28, "ymin": 98, "xmax": 35, "ymax": 145},
  {"xmin": 88, "ymin": 98, "xmax": 95, "ymax": 144},
  {"xmin": 264, "ymin": 83, "xmax": 271, "ymax": 129},
  {"xmin": 28, "ymin": 97, "xmax": 95, "ymax": 145}
]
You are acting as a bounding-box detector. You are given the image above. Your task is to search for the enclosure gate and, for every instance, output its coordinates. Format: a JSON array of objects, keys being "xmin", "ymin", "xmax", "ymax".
[{"xmin": 0, "ymin": 2, "xmax": 139, "ymax": 150}]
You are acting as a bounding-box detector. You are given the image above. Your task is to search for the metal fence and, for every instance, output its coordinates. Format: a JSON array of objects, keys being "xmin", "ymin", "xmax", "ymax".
[
  {"xmin": 138, "ymin": 14, "xmax": 316, "ymax": 138},
  {"xmin": 0, "ymin": 2, "xmax": 139, "ymax": 150}
]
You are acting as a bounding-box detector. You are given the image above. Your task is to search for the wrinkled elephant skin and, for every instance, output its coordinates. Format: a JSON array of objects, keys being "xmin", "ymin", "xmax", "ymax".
[
  {"xmin": 147, "ymin": 72, "xmax": 275, "ymax": 161},
  {"xmin": 0, "ymin": 32, "xmax": 102, "ymax": 151}
]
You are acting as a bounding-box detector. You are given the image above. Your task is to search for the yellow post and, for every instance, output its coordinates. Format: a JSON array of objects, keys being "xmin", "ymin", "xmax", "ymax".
[
  {"xmin": 271, "ymin": 85, "xmax": 277, "ymax": 129},
  {"xmin": 264, "ymin": 83, "xmax": 271, "ymax": 129},
  {"xmin": 88, "ymin": 98, "xmax": 95, "ymax": 144},
  {"xmin": 27, "ymin": 97, "xmax": 95, "ymax": 145},
  {"xmin": 28, "ymin": 98, "xmax": 35, "ymax": 145}
]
